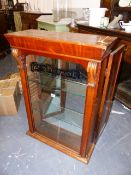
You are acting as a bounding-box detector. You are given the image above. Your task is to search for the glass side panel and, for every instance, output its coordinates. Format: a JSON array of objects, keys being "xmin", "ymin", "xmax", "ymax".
[{"xmin": 26, "ymin": 55, "xmax": 87, "ymax": 152}]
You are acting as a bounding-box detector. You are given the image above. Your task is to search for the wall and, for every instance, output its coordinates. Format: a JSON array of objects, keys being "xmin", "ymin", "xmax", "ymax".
[
  {"xmin": 13, "ymin": 0, "xmax": 100, "ymax": 13},
  {"xmin": 70, "ymin": 0, "xmax": 100, "ymax": 8},
  {"xmin": 13, "ymin": 0, "xmax": 53, "ymax": 12}
]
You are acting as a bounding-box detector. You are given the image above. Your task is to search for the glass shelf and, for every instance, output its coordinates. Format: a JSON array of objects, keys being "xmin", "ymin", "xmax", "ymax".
[
  {"xmin": 29, "ymin": 72, "xmax": 87, "ymax": 85},
  {"xmin": 32, "ymin": 100, "xmax": 83, "ymax": 135},
  {"xmin": 30, "ymin": 82, "xmax": 85, "ymax": 117},
  {"xmin": 28, "ymin": 72, "xmax": 87, "ymax": 98},
  {"xmin": 30, "ymin": 84, "xmax": 85, "ymax": 152}
]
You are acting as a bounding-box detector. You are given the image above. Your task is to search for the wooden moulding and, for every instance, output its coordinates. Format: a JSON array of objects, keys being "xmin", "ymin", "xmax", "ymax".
[{"xmin": 27, "ymin": 130, "xmax": 95, "ymax": 164}]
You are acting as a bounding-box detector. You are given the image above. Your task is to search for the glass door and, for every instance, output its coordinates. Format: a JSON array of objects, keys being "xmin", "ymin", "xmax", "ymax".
[{"xmin": 26, "ymin": 55, "xmax": 87, "ymax": 153}]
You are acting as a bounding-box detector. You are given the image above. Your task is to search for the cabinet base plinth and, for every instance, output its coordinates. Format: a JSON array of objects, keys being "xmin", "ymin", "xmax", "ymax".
[{"xmin": 26, "ymin": 130, "xmax": 95, "ymax": 163}]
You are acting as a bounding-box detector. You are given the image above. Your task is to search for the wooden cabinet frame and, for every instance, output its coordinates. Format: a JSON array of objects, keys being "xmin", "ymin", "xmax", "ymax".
[{"xmin": 5, "ymin": 30, "xmax": 125, "ymax": 163}]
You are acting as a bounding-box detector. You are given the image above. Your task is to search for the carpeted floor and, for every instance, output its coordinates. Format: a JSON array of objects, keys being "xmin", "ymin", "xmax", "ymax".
[{"xmin": 0, "ymin": 97, "xmax": 131, "ymax": 175}]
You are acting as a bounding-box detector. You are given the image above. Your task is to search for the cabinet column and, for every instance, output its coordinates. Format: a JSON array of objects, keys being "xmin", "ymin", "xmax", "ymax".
[
  {"xmin": 80, "ymin": 61, "xmax": 101, "ymax": 157},
  {"xmin": 12, "ymin": 48, "xmax": 35, "ymax": 133}
]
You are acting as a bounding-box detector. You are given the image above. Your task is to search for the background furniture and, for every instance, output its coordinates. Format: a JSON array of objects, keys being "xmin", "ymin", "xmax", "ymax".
[
  {"xmin": 5, "ymin": 29, "xmax": 125, "ymax": 163},
  {"xmin": 76, "ymin": 24, "xmax": 131, "ymax": 109},
  {"xmin": 0, "ymin": 0, "xmax": 25, "ymax": 31},
  {"xmin": 0, "ymin": 11, "xmax": 8, "ymax": 58},
  {"xmin": 13, "ymin": 11, "xmax": 22, "ymax": 31},
  {"xmin": 100, "ymin": 0, "xmax": 131, "ymax": 21},
  {"xmin": 70, "ymin": 0, "xmax": 131, "ymax": 109},
  {"xmin": 100, "ymin": 0, "xmax": 131, "ymax": 108},
  {"xmin": 37, "ymin": 15, "xmax": 69, "ymax": 32},
  {"xmin": 20, "ymin": 11, "xmax": 52, "ymax": 30}
]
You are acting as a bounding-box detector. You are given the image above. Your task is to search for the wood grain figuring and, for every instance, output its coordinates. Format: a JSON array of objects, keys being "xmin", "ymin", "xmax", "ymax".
[
  {"xmin": 5, "ymin": 30, "xmax": 117, "ymax": 60},
  {"xmin": 4, "ymin": 29, "xmax": 123, "ymax": 163}
]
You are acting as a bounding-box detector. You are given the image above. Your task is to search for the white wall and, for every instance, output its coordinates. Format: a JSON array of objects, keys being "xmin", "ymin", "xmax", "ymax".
[
  {"xmin": 13, "ymin": 0, "xmax": 100, "ymax": 13},
  {"xmin": 38, "ymin": 0, "xmax": 53, "ymax": 13},
  {"xmin": 70, "ymin": 0, "xmax": 100, "ymax": 8},
  {"xmin": 13, "ymin": 0, "xmax": 53, "ymax": 13}
]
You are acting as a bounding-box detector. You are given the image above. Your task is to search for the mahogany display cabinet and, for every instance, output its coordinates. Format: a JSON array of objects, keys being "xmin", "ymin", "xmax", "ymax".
[{"xmin": 5, "ymin": 30, "xmax": 125, "ymax": 163}]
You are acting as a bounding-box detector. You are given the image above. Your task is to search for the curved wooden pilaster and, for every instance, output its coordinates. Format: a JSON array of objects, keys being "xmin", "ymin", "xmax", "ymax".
[
  {"xmin": 87, "ymin": 62, "xmax": 98, "ymax": 87},
  {"xmin": 12, "ymin": 48, "xmax": 26, "ymax": 69},
  {"xmin": 12, "ymin": 48, "xmax": 35, "ymax": 133}
]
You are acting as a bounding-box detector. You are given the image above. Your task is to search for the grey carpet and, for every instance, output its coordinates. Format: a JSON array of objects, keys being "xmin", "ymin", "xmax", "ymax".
[{"xmin": 0, "ymin": 97, "xmax": 131, "ymax": 175}]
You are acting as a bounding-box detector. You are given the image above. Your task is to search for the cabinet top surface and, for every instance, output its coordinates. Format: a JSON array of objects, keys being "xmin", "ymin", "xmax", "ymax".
[
  {"xmin": 6, "ymin": 29, "xmax": 117, "ymax": 48},
  {"xmin": 5, "ymin": 30, "xmax": 117, "ymax": 61}
]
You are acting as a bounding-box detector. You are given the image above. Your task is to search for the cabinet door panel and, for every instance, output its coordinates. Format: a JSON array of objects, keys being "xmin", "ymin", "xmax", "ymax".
[{"xmin": 26, "ymin": 55, "xmax": 87, "ymax": 153}]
